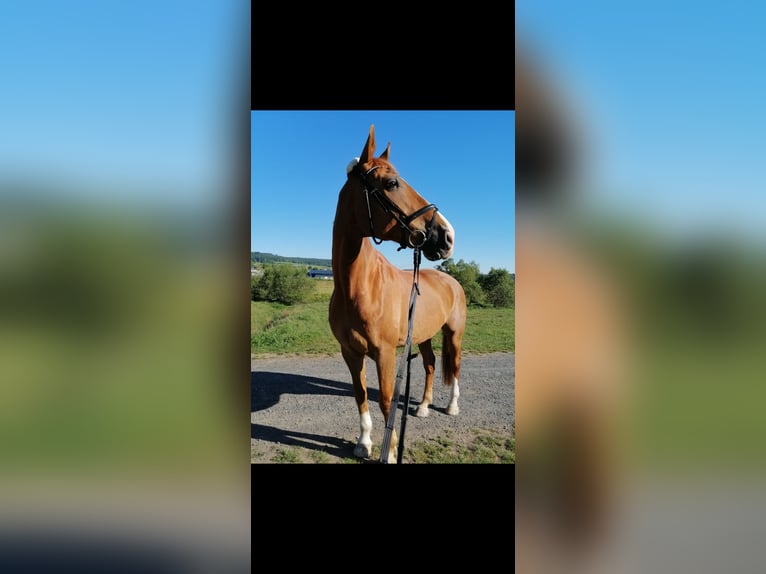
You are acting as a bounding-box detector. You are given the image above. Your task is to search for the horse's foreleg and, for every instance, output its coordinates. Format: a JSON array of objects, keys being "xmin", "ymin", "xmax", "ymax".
[
  {"xmin": 342, "ymin": 347, "xmax": 372, "ymax": 458},
  {"xmin": 416, "ymin": 340, "xmax": 436, "ymax": 417},
  {"xmin": 375, "ymin": 347, "xmax": 398, "ymax": 462}
]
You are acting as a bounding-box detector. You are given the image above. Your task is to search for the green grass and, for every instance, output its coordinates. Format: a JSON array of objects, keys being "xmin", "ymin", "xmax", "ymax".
[
  {"xmin": 256, "ymin": 428, "xmax": 516, "ymax": 464},
  {"xmin": 251, "ymin": 300, "xmax": 286, "ymax": 333},
  {"xmin": 461, "ymin": 306, "xmax": 515, "ymax": 353},
  {"xmin": 404, "ymin": 429, "xmax": 515, "ymax": 464},
  {"xmin": 309, "ymin": 450, "xmax": 331, "ymax": 463},
  {"xmin": 250, "ymin": 300, "xmax": 339, "ymax": 356},
  {"xmin": 271, "ymin": 447, "xmax": 302, "ymax": 464},
  {"xmin": 633, "ymin": 334, "xmax": 766, "ymax": 469},
  {"xmin": 251, "ymin": 281, "xmax": 514, "ymax": 357},
  {"xmin": 2, "ymin": 249, "xmax": 242, "ymax": 474}
]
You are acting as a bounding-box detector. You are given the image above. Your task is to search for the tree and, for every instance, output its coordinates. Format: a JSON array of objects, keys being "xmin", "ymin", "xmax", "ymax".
[
  {"xmin": 435, "ymin": 258, "xmax": 487, "ymax": 307},
  {"xmin": 478, "ymin": 268, "xmax": 515, "ymax": 308}
]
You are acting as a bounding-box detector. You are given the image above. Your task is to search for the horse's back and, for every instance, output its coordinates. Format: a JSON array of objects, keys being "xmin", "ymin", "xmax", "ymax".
[
  {"xmin": 413, "ymin": 268, "xmax": 466, "ymax": 332},
  {"xmin": 419, "ymin": 268, "xmax": 465, "ymax": 301}
]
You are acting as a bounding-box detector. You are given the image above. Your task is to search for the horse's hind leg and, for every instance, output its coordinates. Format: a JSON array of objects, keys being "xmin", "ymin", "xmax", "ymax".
[
  {"xmin": 443, "ymin": 326, "xmax": 464, "ymax": 416},
  {"xmin": 341, "ymin": 347, "xmax": 373, "ymax": 458},
  {"xmin": 415, "ymin": 339, "xmax": 436, "ymax": 417}
]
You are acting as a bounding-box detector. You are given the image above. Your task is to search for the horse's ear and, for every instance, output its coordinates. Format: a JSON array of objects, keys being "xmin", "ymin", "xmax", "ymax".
[
  {"xmin": 379, "ymin": 142, "xmax": 391, "ymax": 161},
  {"xmin": 359, "ymin": 124, "xmax": 376, "ymax": 164}
]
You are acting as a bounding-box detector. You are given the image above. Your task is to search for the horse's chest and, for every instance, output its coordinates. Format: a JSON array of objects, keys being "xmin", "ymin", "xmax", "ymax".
[{"xmin": 329, "ymin": 294, "xmax": 403, "ymax": 353}]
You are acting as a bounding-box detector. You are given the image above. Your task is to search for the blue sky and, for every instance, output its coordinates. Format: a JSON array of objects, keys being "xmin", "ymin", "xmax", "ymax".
[
  {"xmin": 0, "ymin": 2, "xmax": 246, "ymax": 209},
  {"xmin": 517, "ymin": 1, "xmax": 766, "ymax": 243},
  {"xmin": 251, "ymin": 111, "xmax": 515, "ymax": 273}
]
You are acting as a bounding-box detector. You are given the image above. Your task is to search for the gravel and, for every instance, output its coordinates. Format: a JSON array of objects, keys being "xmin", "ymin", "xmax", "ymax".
[{"xmin": 251, "ymin": 351, "xmax": 514, "ymax": 463}]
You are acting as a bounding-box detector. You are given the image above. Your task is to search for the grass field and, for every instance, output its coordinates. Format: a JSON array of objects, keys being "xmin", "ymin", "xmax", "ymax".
[
  {"xmin": 251, "ymin": 429, "xmax": 516, "ymax": 464},
  {"xmin": 251, "ymin": 279, "xmax": 514, "ymax": 357}
]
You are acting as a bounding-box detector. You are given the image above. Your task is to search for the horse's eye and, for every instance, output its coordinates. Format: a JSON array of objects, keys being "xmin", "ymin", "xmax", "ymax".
[{"xmin": 386, "ymin": 178, "xmax": 399, "ymax": 190}]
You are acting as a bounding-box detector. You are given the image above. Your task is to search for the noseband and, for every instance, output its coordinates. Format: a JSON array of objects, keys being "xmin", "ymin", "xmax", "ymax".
[{"xmin": 354, "ymin": 164, "xmax": 439, "ymax": 249}]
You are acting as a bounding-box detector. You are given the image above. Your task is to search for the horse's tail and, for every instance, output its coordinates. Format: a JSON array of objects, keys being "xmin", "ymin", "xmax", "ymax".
[{"xmin": 441, "ymin": 327, "xmax": 460, "ymax": 386}]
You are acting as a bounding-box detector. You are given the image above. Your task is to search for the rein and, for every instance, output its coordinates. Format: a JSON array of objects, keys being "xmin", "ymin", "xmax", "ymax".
[{"xmin": 380, "ymin": 245, "xmax": 423, "ymax": 464}]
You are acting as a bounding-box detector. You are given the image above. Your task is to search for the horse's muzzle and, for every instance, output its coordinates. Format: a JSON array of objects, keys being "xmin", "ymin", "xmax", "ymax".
[{"xmin": 422, "ymin": 222, "xmax": 454, "ymax": 261}]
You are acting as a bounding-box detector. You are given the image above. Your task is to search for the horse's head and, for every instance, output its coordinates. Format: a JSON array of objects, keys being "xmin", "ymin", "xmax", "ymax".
[{"xmin": 345, "ymin": 125, "xmax": 455, "ymax": 261}]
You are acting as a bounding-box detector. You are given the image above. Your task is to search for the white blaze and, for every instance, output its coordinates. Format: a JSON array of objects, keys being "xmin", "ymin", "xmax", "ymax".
[{"xmin": 439, "ymin": 212, "xmax": 456, "ymax": 257}]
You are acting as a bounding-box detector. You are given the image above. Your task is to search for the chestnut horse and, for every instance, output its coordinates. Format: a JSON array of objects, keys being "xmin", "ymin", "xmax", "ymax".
[{"xmin": 329, "ymin": 125, "xmax": 467, "ymax": 462}]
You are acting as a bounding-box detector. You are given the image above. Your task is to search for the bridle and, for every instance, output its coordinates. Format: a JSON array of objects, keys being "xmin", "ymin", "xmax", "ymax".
[{"xmin": 354, "ymin": 163, "xmax": 440, "ymax": 251}]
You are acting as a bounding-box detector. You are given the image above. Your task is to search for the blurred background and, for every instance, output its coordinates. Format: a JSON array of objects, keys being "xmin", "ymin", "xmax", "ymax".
[
  {"xmin": 516, "ymin": 2, "xmax": 766, "ymax": 573},
  {"xmin": 0, "ymin": 2, "xmax": 250, "ymax": 571},
  {"xmin": 6, "ymin": 0, "xmax": 766, "ymax": 569}
]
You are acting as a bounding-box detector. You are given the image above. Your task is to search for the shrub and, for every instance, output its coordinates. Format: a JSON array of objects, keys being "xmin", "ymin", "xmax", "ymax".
[
  {"xmin": 251, "ymin": 264, "xmax": 314, "ymax": 305},
  {"xmin": 478, "ymin": 268, "xmax": 515, "ymax": 308}
]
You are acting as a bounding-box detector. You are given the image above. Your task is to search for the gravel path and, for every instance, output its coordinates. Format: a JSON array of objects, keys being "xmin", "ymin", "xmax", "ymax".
[{"xmin": 251, "ymin": 352, "xmax": 514, "ymax": 463}]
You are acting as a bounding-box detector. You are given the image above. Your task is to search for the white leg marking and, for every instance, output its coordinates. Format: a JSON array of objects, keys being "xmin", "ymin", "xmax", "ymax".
[
  {"xmin": 354, "ymin": 410, "xmax": 373, "ymax": 458},
  {"xmin": 416, "ymin": 402, "xmax": 430, "ymax": 417},
  {"xmin": 387, "ymin": 429, "xmax": 399, "ymax": 464},
  {"xmin": 446, "ymin": 377, "xmax": 460, "ymax": 415}
]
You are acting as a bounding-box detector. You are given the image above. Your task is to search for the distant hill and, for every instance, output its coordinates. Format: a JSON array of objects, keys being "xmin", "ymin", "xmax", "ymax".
[{"xmin": 251, "ymin": 251, "xmax": 332, "ymax": 268}]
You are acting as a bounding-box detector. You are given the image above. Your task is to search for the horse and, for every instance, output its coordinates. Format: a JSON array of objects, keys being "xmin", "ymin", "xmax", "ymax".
[
  {"xmin": 515, "ymin": 48, "xmax": 627, "ymax": 571},
  {"xmin": 329, "ymin": 125, "xmax": 467, "ymax": 462}
]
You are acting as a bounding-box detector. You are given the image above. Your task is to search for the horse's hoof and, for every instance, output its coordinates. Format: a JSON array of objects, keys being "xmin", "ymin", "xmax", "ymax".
[
  {"xmin": 354, "ymin": 443, "xmax": 372, "ymax": 458},
  {"xmin": 415, "ymin": 405, "xmax": 430, "ymax": 417},
  {"xmin": 446, "ymin": 405, "xmax": 459, "ymax": 416}
]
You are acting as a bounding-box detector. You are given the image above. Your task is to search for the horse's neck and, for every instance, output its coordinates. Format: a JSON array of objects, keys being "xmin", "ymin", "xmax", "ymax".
[
  {"xmin": 331, "ymin": 184, "xmax": 388, "ymax": 299},
  {"xmin": 331, "ymin": 232, "xmax": 380, "ymax": 298}
]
